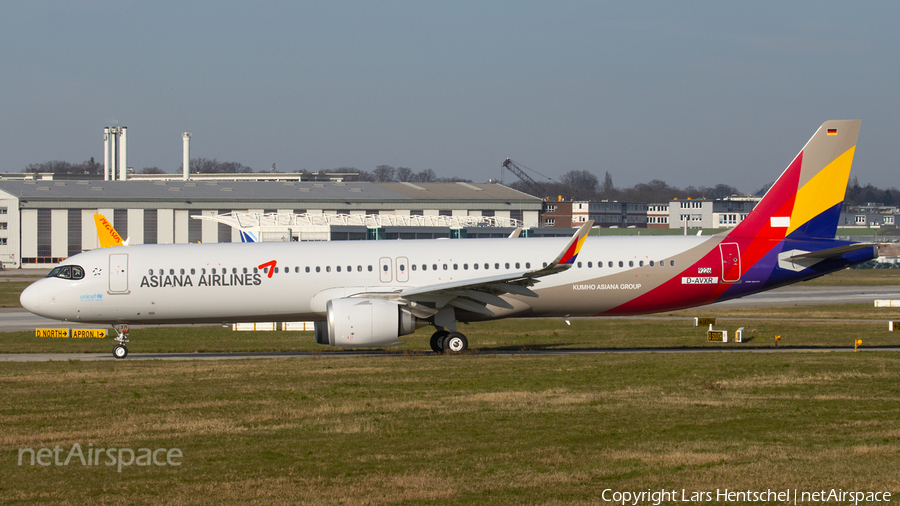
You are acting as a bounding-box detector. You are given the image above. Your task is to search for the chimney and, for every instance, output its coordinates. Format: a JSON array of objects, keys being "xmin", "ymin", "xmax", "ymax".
[{"xmin": 183, "ymin": 132, "xmax": 191, "ymax": 181}]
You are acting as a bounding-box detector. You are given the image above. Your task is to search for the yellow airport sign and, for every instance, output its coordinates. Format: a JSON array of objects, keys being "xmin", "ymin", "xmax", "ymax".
[
  {"xmin": 35, "ymin": 328, "xmax": 70, "ymax": 338},
  {"xmin": 707, "ymin": 330, "xmax": 727, "ymax": 342},
  {"xmin": 36, "ymin": 328, "xmax": 107, "ymax": 339},
  {"xmin": 72, "ymin": 329, "xmax": 107, "ymax": 339}
]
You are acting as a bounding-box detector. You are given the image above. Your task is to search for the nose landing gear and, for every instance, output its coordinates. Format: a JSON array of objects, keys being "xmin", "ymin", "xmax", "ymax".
[{"xmin": 112, "ymin": 324, "xmax": 129, "ymax": 359}]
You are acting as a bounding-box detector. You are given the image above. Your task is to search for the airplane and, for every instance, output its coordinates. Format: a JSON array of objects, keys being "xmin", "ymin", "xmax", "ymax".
[
  {"xmin": 20, "ymin": 120, "xmax": 881, "ymax": 359},
  {"xmin": 93, "ymin": 214, "xmax": 127, "ymax": 247}
]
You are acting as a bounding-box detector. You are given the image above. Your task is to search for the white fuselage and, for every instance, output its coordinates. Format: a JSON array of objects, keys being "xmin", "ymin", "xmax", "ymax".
[{"xmin": 19, "ymin": 235, "xmax": 720, "ymax": 325}]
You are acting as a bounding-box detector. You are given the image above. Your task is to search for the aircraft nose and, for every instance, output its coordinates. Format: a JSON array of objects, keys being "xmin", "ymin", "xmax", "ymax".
[{"xmin": 19, "ymin": 282, "xmax": 41, "ymax": 312}]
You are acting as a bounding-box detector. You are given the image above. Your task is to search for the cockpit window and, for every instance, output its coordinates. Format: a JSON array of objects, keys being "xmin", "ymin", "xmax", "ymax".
[{"xmin": 47, "ymin": 265, "xmax": 84, "ymax": 280}]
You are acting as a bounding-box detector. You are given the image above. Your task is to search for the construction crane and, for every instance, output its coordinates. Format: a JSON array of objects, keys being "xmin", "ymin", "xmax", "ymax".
[{"xmin": 501, "ymin": 158, "xmax": 551, "ymax": 198}]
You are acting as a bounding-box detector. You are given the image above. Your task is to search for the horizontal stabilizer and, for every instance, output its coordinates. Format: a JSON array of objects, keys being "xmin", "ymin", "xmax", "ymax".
[
  {"xmin": 786, "ymin": 243, "xmax": 876, "ymax": 260},
  {"xmin": 778, "ymin": 243, "xmax": 875, "ymax": 272}
]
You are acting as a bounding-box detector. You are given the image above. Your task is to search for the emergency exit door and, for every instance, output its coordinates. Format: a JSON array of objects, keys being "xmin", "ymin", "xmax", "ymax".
[
  {"xmin": 109, "ymin": 253, "xmax": 130, "ymax": 294},
  {"xmin": 719, "ymin": 243, "xmax": 741, "ymax": 283}
]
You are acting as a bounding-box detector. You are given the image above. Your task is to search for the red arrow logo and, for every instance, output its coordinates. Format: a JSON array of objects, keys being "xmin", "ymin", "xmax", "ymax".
[{"xmin": 258, "ymin": 260, "xmax": 277, "ymax": 278}]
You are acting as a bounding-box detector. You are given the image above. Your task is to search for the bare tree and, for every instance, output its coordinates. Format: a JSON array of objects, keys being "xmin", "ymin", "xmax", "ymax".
[
  {"xmin": 396, "ymin": 167, "xmax": 415, "ymax": 182},
  {"xmin": 373, "ymin": 165, "xmax": 396, "ymax": 182},
  {"xmin": 25, "ymin": 158, "xmax": 102, "ymax": 176},
  {"xmin": 561, "ymin": 170, "xmax": 599, "ymax": 200},
  {"xmin": 139, "ymin": 166, "xmax": 166, "ymax": 174},
  {"xmin": 187, "ymin": 158, "xmax": 254, "ymax": 174},
  {"xmin": 415, "ymin": 169, "xmax": 437, "ymax": 182}
]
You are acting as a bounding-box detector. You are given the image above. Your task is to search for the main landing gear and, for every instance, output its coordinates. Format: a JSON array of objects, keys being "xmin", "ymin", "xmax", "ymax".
[
  {"xmin": 430, "ymin": 329, "xmax": 469, "ymax": 353},
  {"xmin": 112, "ymin": 324, "xmax": 129, "ymax": 359}
]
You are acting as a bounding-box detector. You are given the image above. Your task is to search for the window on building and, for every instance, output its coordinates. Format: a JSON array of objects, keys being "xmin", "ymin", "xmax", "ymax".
[
  {"xmin": 67, "ymin": 210, "xmax": 81, "ymax": 257},
  {"xmin": 37, "ymin": 209, "xmax": 51, "ymax": 258},
  {"xmin": 218, "ymin": 209, "xmax": 232, "ymax": 243},
  {"xmin": 114, "ymin": 209, "xmax": 128, "ymax": 239},
  {"xmin": 188, "ymin": 210, "xmax": 202, "ymax": 243},
  {"xmin": 144, "ymin": 209, "xmax": 158, "ymax": 244},
  {"xmin": 855, "ymin": 215, "xmax": 866, "ymax": 224}
]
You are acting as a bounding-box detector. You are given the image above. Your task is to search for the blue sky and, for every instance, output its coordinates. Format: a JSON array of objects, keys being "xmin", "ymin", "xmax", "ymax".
[{"xmin": 1, "ymin": 1, "xmax": 897, "ymax": 192}]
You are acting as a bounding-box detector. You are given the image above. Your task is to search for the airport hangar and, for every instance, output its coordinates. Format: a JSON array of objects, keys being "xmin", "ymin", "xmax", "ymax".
[{"xmin": 0, "ymin": 179, "xmax": 556, "ymax": 268}]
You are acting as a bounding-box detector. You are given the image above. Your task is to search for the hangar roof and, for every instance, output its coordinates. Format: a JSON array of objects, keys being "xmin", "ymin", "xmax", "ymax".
[{"xmin": 0, "ymin": 180, "xmax": 540, "ymax": 206}]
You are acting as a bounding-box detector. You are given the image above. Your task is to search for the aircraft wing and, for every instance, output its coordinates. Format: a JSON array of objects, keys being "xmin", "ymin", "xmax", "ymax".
[{"xmin": 379, "ymin": 221, "xmax": 593, "ymax": 317}]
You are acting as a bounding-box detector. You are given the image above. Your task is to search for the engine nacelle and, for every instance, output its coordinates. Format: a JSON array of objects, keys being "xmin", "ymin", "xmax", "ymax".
[{"xmin": 316, "ymin": 298, "xmax": 417, "ymax": 347}]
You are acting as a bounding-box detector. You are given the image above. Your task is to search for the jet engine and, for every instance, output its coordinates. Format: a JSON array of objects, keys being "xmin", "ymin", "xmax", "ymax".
[{"xmin": 315, "ymin": 298, "xmax": 417, "ymax": 347}]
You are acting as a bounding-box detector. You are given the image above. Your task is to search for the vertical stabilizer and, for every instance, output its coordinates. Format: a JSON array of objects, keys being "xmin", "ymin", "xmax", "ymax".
[
  {"xmin": 729, "ymin": 120, "xmax": 860, "ymax": 241},
  {"xmin": 93, "ymin": 214, "xmax": 125, "ymax": 248}
]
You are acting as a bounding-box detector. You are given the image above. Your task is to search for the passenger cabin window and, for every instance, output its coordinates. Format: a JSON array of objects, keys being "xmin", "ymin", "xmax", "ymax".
[
  {"xmin": 305, "ymin": 267, "xmax": 310, "ymax": 273},
  {"xmin": 47, "ymin": 265, "xmax": 84, "ymax": 280}
]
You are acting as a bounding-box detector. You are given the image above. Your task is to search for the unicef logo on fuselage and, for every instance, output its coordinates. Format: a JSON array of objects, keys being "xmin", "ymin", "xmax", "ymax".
[{"xmin": 80, "ymin": 293, "xmax": 104, "ymax": 302}]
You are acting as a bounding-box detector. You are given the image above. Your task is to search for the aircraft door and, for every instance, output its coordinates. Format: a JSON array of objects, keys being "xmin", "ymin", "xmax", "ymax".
[
  {"xmin": 719, "ymin": 243, "xmax": 741, "ymax": 283},
  {"xmin": 379, "ymin": 257, "xmax": 392, "ymax": 283},
  {"xmin": 396, "ymin": 256, "xmax": 409, "ymax": 282},
  {"xmin": 109, "ymin": 253, "xmax": 130, "ymax": 294}
]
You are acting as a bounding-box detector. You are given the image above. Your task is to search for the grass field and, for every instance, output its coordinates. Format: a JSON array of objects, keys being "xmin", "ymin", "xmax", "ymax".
[
  {"xmin": 2, "ymin": 353, "xmax": 899, "ymax": 505},
  {"xmin": 1, "ymin": 302, "xmax": 899, "ymax": 355}
]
